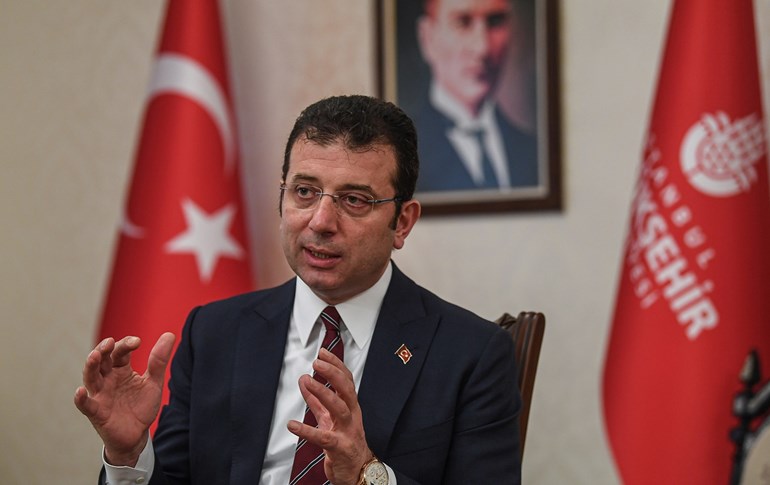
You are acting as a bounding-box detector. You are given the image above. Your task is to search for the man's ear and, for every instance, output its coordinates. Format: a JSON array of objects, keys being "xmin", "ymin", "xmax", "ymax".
[{"xmin": 393, "ymin": 199, "xmax": 421, "ymax": 250}]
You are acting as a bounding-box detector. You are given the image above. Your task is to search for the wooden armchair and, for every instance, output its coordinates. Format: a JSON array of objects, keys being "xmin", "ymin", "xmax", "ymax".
[{"xmin": 496, "ymin": 311, "xmax": 546, "ymax": 459}]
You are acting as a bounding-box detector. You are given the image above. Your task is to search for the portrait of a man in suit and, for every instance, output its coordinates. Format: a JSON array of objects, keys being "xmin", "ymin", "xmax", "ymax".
[{"xmin": 411, "ymin": 0, "xmax": 539, "ymax": 194}]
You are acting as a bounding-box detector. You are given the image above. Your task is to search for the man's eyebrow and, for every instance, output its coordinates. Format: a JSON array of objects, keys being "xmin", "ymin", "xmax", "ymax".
[
  {"xmin": 287, "ymin": 173, "xmax": 320, "ymax": 184},
  {"xmin": 288, "ymin": 177, "xmax": 378, "ymax": 196},
  {"xmin": 338, "ymin": 183, "xmax": 376, "ymax": 194}
]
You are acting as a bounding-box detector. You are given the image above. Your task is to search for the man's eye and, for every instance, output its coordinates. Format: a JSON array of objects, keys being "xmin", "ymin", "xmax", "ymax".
[
  {"xmin": 486, "ymin": 13, "xmax": 509, "ymax": 28},
  {"xmin": 295, "ymin": 186, "xmax": 316, "ymax": 198},
  {"xmin": 341, "ymin": 193, "xmax": 369, "ymax": 207},
  {"xmin": 453, "ymin": 15, "xmax": 473, "ymax": 30}
]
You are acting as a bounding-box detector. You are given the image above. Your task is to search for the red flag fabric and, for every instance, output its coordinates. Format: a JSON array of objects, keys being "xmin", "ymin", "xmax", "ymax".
[
  {"xmin": 97, "ymin": 0, "xmax": 253, "ymax": 420},
  {"xmin": 603, "ymin": 1, "xmax": 770, "ymax": 483}
]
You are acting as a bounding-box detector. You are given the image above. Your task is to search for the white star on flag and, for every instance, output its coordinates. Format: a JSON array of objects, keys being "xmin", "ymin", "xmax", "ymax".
[{"xmin": 165, "ymin": 198, "xmax": 244, "ymax": 282}]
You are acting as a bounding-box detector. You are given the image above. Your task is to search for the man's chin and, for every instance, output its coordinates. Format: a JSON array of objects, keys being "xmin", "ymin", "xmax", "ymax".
[
  {"xmin": 298, "ymin": 269, "xmax": 339, "ymax": 292},
  {"xmin": 452, "ymin": 88, "xmax": 492, "ymax": 113}
]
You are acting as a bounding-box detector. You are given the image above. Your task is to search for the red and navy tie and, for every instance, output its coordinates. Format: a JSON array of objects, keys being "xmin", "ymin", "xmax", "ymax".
[{"xmin": 289, "ymin": 306, "xmax": 344, "ymax": 485}]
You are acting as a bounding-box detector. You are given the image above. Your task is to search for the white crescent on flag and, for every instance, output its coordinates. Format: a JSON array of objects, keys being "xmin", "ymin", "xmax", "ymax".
[{"xmin": 148, "ymin": 53, "xmax": 235, "ymax": 174}]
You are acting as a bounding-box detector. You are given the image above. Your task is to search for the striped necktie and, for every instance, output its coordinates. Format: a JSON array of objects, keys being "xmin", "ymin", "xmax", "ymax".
[
  {"xmin": 289, "ymin": 306, "xmax": 344, "ymax": 485},
  {"xmin": 471, "ymin": 128, "xmax": 498, "ymax": 188}
]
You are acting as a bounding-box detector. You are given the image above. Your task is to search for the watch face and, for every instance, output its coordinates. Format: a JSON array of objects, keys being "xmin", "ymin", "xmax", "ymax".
[{"xmin": 364, "ymin": 461, "xmax": 388, "ymax": 485}]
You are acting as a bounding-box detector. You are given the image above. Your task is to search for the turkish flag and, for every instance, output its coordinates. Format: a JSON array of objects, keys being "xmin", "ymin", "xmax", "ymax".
[
  {"xmin": 602, "ymin": 0, "xmax": 770, "ymax": 483},
  {"xmin": 97, "ymin": 0, "xmax": 254, "ymax": 420}
]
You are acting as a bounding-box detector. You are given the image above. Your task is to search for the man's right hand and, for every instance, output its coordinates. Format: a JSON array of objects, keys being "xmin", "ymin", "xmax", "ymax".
[{"xmin": 74, "ymin": 332, "xmax": 176, "ymax": 466}]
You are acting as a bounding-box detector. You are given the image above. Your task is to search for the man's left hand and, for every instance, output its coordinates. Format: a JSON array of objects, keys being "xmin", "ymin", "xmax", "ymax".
[{"xmin": 287, "ymin": 348, "xmax": 373, "ymax": 485}]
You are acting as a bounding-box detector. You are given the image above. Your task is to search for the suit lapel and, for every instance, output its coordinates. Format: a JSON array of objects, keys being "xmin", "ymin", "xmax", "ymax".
[
  {"xmin": 416, "ymin": 103, "xmax": 478, "ymax": 191},
  {"xmin": 358, "ymin": 265, "xmax": 439, "ymax": 455},
  {"xmin": 229, "ymin": 279, "xmax": 295, "ymax": 483}
]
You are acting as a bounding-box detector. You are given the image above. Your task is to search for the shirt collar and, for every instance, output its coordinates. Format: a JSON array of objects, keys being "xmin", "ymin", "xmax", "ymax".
[
  {"xmin": 292, "ymin": 262, "xmax": 393, "ymax": 350},
  {"xmin": 429, "ymin": 81, "xmax": 496, "ymax": 132}
]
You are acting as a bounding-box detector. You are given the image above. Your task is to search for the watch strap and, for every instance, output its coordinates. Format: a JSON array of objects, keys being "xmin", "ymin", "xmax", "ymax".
[{"xmin": 358, "ymin": 455, "xmax": 381, "ymax": 485}]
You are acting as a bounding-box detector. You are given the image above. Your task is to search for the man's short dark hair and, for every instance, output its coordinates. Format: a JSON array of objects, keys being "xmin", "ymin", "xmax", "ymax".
[{"xmin": 282, "ymin": 95, "xmax": 420, "ymax": 216}]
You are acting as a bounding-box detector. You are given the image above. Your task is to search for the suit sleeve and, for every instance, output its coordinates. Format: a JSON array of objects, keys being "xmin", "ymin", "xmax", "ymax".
[
  {"xmin": 448, "ymin": 328, "xmax": 521, "ymax": 483},
  {"xmin": 147, "ymin": 306, "xmax": 202, "ymax": 485}
]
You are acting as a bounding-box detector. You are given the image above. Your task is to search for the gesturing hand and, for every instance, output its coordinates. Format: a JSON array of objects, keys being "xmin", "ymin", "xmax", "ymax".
[
  {"xmin": 74, "ymin": 333, "xmax": 176, "ymax": 466},
  {"xmin": 287, "ymin": 348, "xmax": 374, "ymax": 485}
]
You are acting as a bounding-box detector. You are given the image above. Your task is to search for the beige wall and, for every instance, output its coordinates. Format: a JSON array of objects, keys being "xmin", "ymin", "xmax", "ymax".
[{"xmin": 2, "ymin": 1, "xmax": 770, "ymax": 483}]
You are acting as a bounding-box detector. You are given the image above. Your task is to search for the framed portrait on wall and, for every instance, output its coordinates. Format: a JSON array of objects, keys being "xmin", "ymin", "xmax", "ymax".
[{"xmin": 377, "ymin": 0, "xmax": 561, "ymax": 215}]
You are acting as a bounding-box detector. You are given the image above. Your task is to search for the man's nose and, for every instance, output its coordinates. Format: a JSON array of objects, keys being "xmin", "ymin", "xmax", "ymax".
[
  {"xmin": 308, "ymin": 194, "xmax": 339, "ymax": 233},
  {"xmin": 468, "ymin": 19, "xmax": 492, "ymax": 54}
]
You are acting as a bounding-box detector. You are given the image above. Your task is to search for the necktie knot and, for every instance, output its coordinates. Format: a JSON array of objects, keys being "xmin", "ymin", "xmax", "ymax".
[
  {"xmin": 319, "ymin": 306, "xmax": 341, "ymax": 335},
  {"xmin": 319, "ymin": 306, "xmax": 343, "ymax": 361},
  {"xmin": 467, "ymin": 127, "xmax": 485, "ymax": 141}
]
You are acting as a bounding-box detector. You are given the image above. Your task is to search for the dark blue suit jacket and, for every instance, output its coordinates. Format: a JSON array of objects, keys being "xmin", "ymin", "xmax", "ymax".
[
  {"xmin": 139, "ymin": 264, "xmax": 521, "ymax": 484},
  {"xmin": 415, "ymin": 102, "xmax": 538, "ymax": 193}
]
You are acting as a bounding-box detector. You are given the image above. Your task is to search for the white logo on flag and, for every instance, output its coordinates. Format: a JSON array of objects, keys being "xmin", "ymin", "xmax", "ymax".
[{"xmin": 680, "ymin": 111, "xmax": 765, "ymax": 197}]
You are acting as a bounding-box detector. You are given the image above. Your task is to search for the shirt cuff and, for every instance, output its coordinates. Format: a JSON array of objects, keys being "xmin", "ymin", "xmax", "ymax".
[
  {"xmin": 385, "ymin": 462, "xmax": 397, "ymax": 484},
  {"xmin": 102, "ymin": 436, "xmax": 154, "ymax": 485}
]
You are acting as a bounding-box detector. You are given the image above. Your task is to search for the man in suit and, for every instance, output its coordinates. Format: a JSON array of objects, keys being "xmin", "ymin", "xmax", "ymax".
[
  {"xmin": 75, "ymin": 95, "xmax": 522, "ymax": 484},
  {"xmin": 415, "ymin": 0, "xmax": 538, "ymax": 192}
]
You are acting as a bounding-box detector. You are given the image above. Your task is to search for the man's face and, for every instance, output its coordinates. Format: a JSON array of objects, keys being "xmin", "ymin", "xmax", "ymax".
[
  {"xmin": 419, "ymin": 0, "xmax": 513, "ymax": 114},
  {"xmin": 280, "ymin": 138, "xmax": 420, "ymax": 304}
]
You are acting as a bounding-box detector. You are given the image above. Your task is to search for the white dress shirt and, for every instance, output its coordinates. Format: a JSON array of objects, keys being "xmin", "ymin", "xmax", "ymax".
[
  {"xmin": 430, "ymin": 82, "xmax": 512, "ymax": 188},
  {"xmin": 104, "ymin": 263, "xmax": 396, "ymax": 485}
]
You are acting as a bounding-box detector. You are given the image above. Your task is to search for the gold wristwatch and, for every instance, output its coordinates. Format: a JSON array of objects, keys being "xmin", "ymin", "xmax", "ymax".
[{"xmin": 359, "ymin": 455, "xmax": 388, "ymax": 485}]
